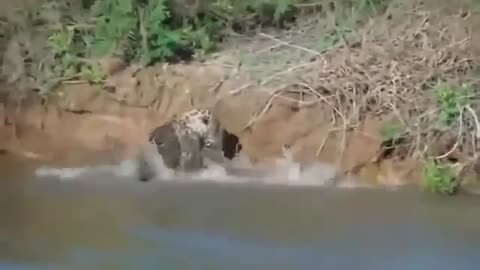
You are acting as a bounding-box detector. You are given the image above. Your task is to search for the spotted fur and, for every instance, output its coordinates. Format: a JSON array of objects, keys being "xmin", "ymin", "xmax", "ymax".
[
  {"xmin": 138, "ymin": 108, "xmax": 222, "ymax": 181},
  {"xmin": 173, "ymin": 108, "xmax": 221, "ymax": 149}
]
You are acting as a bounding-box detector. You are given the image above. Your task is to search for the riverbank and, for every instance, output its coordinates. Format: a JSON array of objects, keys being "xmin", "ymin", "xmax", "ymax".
[{"xmin": 1, "ymin": 0, "xmax": 480, "ymax": 194}]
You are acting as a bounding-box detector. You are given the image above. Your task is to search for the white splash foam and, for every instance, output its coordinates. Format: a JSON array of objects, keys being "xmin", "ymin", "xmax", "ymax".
[
  {"xmin": 35, "ymin": 161, "xmax": 139, "ymax": 181},
  {"xmin": 35, "ymin": 167, "xmax": 90, "ymax": 180},
  {"xmin": 34, "ymin": 144, "xmax": 354, "ymax": 188},
  {"xmin": 139, "ymin": 142, "xmax": 176, "ymax": 180}
]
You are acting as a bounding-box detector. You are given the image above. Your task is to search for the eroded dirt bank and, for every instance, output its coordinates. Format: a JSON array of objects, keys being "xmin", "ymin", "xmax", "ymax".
[
  {"xmin": 3, "ymin": 0, "xmax": 480, "ymax": 193},
  {"xmin": 0, "ymin": 60, "xmax": 421, "ymax": 188}
]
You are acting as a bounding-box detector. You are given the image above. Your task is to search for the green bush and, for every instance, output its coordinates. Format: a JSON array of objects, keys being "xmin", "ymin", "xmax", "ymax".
[
  {"xmin": 44, "ymin": 0, "xmax": 302, "ymax": 65},
  {"xmin": 422, "ymin": 159, "xmax": 457, "ymax": 195},
  {"xmin": 89, "ymin": 0, "xmax": 138, "ymax": 58},
  {"xmin": 379, "ymin": 121, "xmax": 405, "ymax": 143},
  {"xmin": 12, "ymin": 0, "xmax": 306, "ymax": 92},
  {"xmin": 434, "ymin": 81, "xmax": 472, "ymax": 126},
  {"xmin": 22, "ymin": 0, "xmax": 398, "ymax": 91},
  {"xmin": 28, "ymin": 0, "xmax": 308, "ymax": 93},
  {"xmin": 88, "ymin": 0, "xmax": 192, "ymax": 63}
]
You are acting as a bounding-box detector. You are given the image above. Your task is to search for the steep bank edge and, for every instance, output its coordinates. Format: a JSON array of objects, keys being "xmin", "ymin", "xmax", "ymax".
[{"xmin": 0, "ymin": 61, "xmax": 423, "ymax": 188}]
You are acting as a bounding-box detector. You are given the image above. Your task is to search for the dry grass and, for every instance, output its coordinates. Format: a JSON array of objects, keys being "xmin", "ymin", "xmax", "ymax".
[{"xmin": 214, "ymin": 0, "xmax": 480, "ymax": 186}]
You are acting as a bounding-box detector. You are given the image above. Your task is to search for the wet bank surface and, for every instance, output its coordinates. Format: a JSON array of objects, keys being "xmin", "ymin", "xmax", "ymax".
[{"xmin": 1, "ymin": 159, "xmax": 480, "ymax": 270}]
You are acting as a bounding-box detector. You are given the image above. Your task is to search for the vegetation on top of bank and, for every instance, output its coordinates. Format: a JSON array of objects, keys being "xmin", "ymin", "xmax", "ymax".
[{"xmin": 0, "ymin": 0, "xmax": 396, "ymax": 94}]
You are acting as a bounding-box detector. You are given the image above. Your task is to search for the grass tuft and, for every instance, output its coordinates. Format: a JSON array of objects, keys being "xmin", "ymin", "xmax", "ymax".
[{"xmin": 422, "ymin": 159, "xmax": 458, "ymax": 195}]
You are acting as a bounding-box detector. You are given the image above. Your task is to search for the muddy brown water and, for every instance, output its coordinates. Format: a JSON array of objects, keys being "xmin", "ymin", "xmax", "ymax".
[{"xmin": 1, "ymin": 155, "xmax": 480, "ymax": 270}]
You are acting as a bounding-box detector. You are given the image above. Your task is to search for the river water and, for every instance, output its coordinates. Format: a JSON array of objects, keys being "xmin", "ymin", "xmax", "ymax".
[{"xmin": 1, "ymin": 155, "xmax": 480, "ymax": 270}]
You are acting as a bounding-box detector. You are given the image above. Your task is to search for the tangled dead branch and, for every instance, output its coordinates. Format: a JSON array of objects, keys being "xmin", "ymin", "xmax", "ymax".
[{"xmin": 242, "ymin": 4, "xmax": 480, "ymax": 177}]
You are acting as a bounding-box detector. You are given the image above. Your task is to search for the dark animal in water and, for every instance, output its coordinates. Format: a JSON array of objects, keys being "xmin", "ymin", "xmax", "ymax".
[{"xmin": 137, "ymin": 108, "xmax": 223, "ymax": 181}]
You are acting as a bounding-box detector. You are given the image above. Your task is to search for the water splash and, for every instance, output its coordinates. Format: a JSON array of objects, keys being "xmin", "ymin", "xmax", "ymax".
[
  {"xmin": 34, "ymin": 160, "xmax": 139, "ymax": 181},
  {"xmin": 33, "ymin": 144, "xmax": 369, "ymax": 188}
]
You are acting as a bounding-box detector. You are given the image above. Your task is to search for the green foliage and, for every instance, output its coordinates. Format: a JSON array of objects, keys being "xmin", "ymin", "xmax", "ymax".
[
  {"xmin": 379, "ymin": 122, "xmax": 405, "ymax": 143},
  {"xmin": 184, "ymin": 25, "xmax": 217, "ymax": 59},
  {"xmin": 434, "ymin": 81, "xmax": 472, "ymax": 126},
  {"xmin": 137, "ymin": 0, "xmax": 177, "ymax": 63},
  {"xmin": 81, "ymin": 61, "xmax": 104, "ymax": 84},
  {"xmin": 46, "ymin": 27, "xmax": 78, "ymax": 83},
  {"xmin": 43, "ymin": 0, "xmax": 273, "ymax": 87},
  {"xmin": 46, "ymin": 25, "xmax": 106, "ymax": 85},
  {"xmin": 84, "ymin": 0, "xmax": 229, "ymax": 64},
  {"xmin": 89, "ymin": 0, "xmax": 137, "ymax": 57},
  {"xmin": 47, "ymin": 26, "xmax": 75, "ymax": 55},
  {"xmin": 422, "ymin": 159, "xmax": 457, "ymax": 195},
  {"xmin": 254, "ymin": 0, "xmax": 294, "ymax": 22},
  {"xmin": 43, "ymin": 0, "xmax": 388, "ymax": 88},
  {"xmin": 272, "ymin": 0, "xmax": 292, "ymax": 21}
]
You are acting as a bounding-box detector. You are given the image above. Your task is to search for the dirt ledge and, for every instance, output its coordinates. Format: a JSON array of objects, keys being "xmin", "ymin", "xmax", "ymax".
[
  {"xmin": 0, "ymin": 61, "xmax": 424, "ymax": 188},
  {"xmin": 3, "ymin": 0, "xmax": 480, "ymax": 193}
]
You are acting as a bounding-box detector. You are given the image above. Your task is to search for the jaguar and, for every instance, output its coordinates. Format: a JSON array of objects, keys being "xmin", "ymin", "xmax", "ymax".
[{"xmin": 137, "ymin": 108, "xmax": 223, "ymax": 181}]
